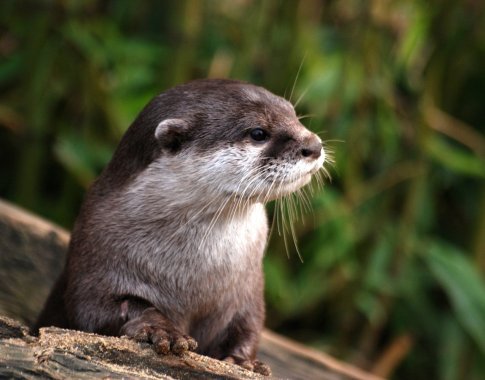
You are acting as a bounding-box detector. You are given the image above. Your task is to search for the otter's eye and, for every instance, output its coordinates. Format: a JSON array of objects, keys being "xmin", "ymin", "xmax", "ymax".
[{"xmin": 250, "ymin": 128, "xmax": 269, "ymax": 142}]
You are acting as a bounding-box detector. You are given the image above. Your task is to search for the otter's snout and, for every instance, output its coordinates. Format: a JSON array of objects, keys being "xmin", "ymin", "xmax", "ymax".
[{"xmin": 300, "ymin": 136, "xmax": 322, "ymax": 159}]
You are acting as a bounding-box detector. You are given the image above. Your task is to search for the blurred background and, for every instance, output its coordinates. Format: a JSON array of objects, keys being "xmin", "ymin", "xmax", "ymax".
[{"xmin": 1, "ymin": 1, "xmax": 484, "ymax": 379}]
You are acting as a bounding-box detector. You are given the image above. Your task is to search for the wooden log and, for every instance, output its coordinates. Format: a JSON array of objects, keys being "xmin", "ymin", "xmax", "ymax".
[
  {"xmin": 0, "ymin": 199, "xmax": 383, "ymax": 380},
  {"xmin": 0, "ymin": 315, "xmax": 263, "ymax": 379},
  {"xmin": 0, "ymin": 200, "xmax": 68, "ymax": 326}
]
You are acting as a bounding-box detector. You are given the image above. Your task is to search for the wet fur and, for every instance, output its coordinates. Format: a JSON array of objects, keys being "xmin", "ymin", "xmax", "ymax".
[{"xmin": 34, "ymin": 79, "xmax": 324, "ymax": 374}]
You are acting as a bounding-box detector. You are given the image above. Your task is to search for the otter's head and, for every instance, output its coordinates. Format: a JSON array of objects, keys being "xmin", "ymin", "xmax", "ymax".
[{"xmin": 106, "ymin": 79, "xmax": 325, "ymax": 205}]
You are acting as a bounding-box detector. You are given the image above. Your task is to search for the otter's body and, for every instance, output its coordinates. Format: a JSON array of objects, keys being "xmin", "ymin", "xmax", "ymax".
[{"xmin": 35, "ymin": 79, "xmax": 325, "ymax": 374}]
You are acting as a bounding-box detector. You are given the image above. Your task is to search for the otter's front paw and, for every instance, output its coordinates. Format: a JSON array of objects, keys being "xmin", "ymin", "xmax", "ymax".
[
  {"xmin": 120, "ymin": 307, "xmax": 197, "ymax": 355},
  {"xmin": 224, "ymin": 356, "xmax": 272, "ymax": 376}
]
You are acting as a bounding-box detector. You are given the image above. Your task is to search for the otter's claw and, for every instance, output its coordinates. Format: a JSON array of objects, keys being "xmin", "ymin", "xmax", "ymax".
[
  {"xmin": 121, "ymin": 307, "xmax": 198, "ymax": 355},
  {"xmin": 224, "ymin": 356, "xmax": 271, "ymax": 376}
]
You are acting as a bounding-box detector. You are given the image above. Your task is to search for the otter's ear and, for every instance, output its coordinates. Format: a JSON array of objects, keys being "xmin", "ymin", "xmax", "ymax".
[{"xmin": 155, "ymin": 118, "xmax": 190, "ymax": 152}]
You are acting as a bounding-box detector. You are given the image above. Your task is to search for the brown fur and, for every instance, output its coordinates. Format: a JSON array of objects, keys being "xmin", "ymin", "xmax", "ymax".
[{"xmin": 34, "ymin": 79, "xmax": 324, "ymax": 376}]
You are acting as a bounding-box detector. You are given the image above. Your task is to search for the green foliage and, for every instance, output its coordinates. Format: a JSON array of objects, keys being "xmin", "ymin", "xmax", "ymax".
[
  {"xmin": 1, "ymin": 1, "xmax": 484, "ymax": 379},
  {"xmin": 424, "ymin": 241, "xmax": 485, "ymax": 357}
]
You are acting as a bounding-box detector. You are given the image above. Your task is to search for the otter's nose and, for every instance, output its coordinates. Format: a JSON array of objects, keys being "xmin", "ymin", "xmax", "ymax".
[{"xmin": 300, "ymin": 139, "xmax": 322, "ymax": 159}]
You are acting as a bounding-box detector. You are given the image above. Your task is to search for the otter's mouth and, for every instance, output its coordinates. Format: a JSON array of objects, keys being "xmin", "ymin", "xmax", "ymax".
[
  {"xmin": 229, "ymin": 153, "xmax": 325, "ymax": 202},
  {"xmin": 268, "ymin": 171, "xmax": 314, "ymax": 196},
  {"xmin": 272, "ymin": 156, "xmax": 325, "ymax": 194},
  {"xmin": 286, "ymin": 159, "xmax": 324, "ymax": 185}
]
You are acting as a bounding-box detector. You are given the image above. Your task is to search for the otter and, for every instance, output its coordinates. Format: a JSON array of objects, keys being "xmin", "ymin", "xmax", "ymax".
[{"xmin": 34, "ymin": 79, "xmax": 325, "ymax": 375}]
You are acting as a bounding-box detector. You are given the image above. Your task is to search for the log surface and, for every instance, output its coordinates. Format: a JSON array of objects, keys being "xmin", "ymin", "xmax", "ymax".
[{"xmin": 0, "ymin": 315, "xmax": 262, "ymax": 379}]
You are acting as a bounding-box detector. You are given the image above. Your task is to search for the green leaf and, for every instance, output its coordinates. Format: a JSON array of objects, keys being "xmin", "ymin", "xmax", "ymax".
[
  {"xmin": 424, "ymin": 136, "xmax": 485, "ymax": 178},
  {"xmin": 54, "ymin": 132, "xmax": 113, "ymax": 188},
  {"xmin": 439, "ymin": 317, "xmax": 466, "ymax": 380},
  {"xmin": 423, "ymin": 240, "xmax": 485, "ymax": 355}
]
